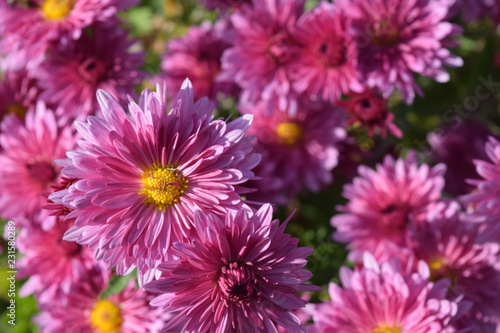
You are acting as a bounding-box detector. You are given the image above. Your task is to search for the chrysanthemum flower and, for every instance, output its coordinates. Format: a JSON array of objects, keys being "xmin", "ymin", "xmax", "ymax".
[
  {"xmin": 453, "ymin": 0, "xmax": 500, "ymax": 25},
  {"xmin": 341, "ymin": 88, "xmax": 402, "ymax": 138},
  {"xmin": 34, "ymin": 276, "xmax": 165, "ymax": 333},
  {"xmin": 240, "ymin": 95, "xmax": 346, "ymax": 199},
  {"xmin": 35, "ymin": 24, "xmax": 145, "ymax": 125},
  {"xmin": 52, "ymin": 80, "xmax": 260, "ymax": 284},
  {"xmin": 289, "ymin": 2, "xmax": 363, "ymax": 103},
  {"xmin": 157, "ymin": 20, "xmax": 238, "ymax": 104},
  {"xmin": 200, "ymin": 0, "xmax": 251, "ymax": 11},
  {"xmin": 145, "ymin": 204, "xmax": 318, "ymax": 333},
  {"xmin": 220, "ymin": 0, "xmax": 304, "ymax": 104},
  {"xmin": 0, "ymin": 0, "xmax": 138, "ymax": 71},
  {"xmin": 408, "ymin": 200, "xmax": 500, "ymax": 331},
  {"xmin": 331, "ymin": 152, "xmax": 446, "ymax": 262},
  {"xmin": 17, "ymin": 220, "xmax": 108, "ymax": 305},
  {"xmin": 309, "ymin": 253, "xmax": 465, "ymax": 333},
  {"xmin": 336, "ymin": 0, "xmax": 463, "ymax": 104},
  {"xmin": 0, "ymin": 70, "xmax": 40, "ymax": 122},
  {"xmin": 0, "ymin": 103, "xmax": 76, "ymax": 227}
]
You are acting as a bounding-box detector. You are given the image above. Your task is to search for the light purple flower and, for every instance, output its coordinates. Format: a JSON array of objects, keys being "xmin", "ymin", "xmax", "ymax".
[
  {"xmin": 145, "ymin": 204, "xmax": 318, "ymax": 333},
  {"xmin": 52, "ymin": 80, "xmax": 260, "ymax": 285}
]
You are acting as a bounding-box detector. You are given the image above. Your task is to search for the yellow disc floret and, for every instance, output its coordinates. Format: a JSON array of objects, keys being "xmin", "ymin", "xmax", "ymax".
[
  {"xmin": 140, "ymin": 164, "xmax": 188, "ymax": 210},
  {"xmin": 90, "ymin": 299, "xmax": 123, "ymax": 333},
  {"xmin": 276, "ymin": 122, "xmax": 303, "ymax": 146},
  {"xmin": 373, "ymin": 324, "xmax": 402, "ymax": 333},
  {"xmin": 7, "ymin": 103, "xmax": 27, "ymax": 118},
  {"xmin": 42, "ymin": 0, "xmax": 75, "ymax": 20}
]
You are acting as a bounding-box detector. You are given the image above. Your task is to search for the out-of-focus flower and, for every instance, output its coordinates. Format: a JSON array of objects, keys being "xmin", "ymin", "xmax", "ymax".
[
  {"xmin": 0, "ymin": 70, "xmax": 40, "ymax": 122},
  {"xmin": 51, "ymin": 81, "xmax": 260, "ymax": 285},
  {"xmin": 145, "ymin": 204, "xmax": 318, "ymax": 333},
  {"xmin": 200, "ymin": 0, "xmax": 250, "ymax": 11}
]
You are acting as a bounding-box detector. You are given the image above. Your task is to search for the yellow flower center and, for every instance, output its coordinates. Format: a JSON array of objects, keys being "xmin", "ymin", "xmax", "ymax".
[
  {"xmin": 140, "ymin": 164, "xmax": 188, "ymax": 210},
  {"xmin": 6, "ymin": 103, "xmax": 27, "ymax": 118},
  {"xmin": 41, "ymin": 0, "xmax": 75, "ymax": 20},
  {"xmin": 276, "ymin": 122, "xmax": 303, "ymax": 146},
  {"xmin": 373, "ymin": 324, "xmax": 402, "ymax": 333},
  {"xmin": 90, "ymin": 299, "xmax": 123, "ymax": 333}
]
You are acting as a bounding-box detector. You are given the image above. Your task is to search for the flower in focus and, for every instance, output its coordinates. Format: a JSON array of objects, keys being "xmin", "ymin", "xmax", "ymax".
[
  {"xmin": 0, "ymin": 70, "xmax": 40, "ymax": 123},
  {"xmin": 52, "ymin": 80, "xmax": 260, "ymax": 285},
  {"xmin": 337, "ymin": 0, "xmax": 463, "ymax": 104},
  {"xmin": 331, "ymin": 152, "xmax": 446, "ymax": 262},
  {"xmin": 145, "ymin": 204, "xmax": 318, "ymax": 333}
]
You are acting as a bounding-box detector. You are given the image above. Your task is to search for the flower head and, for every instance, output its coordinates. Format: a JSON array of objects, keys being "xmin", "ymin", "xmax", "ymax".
[
  {"xmin": 52, "ymin": 80, "xmax": 260, "ymax": 285},
  {"xmin": 0, "ymin": 70, "xmax": 40, "ymax": 122},
  {"xmin": 200, "ymin": 0, "xmax": 251, "ymax": 11},
  {"xmin": 145, "ymin": 204, "xmax": 318, "ymax": 333}
]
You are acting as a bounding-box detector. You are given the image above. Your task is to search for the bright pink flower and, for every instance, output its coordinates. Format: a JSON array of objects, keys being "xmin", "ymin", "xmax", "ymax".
[
  {"xmin": 0, "ymin": 0, "xmax": 138, "ymax": 71},
  {"xmin": 309, "ymin": 253, "xmax": 466, "ymax": 333},
  {"xmin": 331, "ymin": 152, "xmax": 446, "ymax": 262},
  {"xmin": 52, "ymin": 81, "xmax": 260, "ymax": 285},
  {"xmin": 0, "ymin": 103, "xmax": 76, "ymax": 227},
  {"xmin": 337, "ymin": 0, "xmax": 463, "ymax": 104},
  {"xmin": 290, "ymin": 2, "xmax": 363, "ymax": 103},
  {"xmin": 35, "ymin": 24, "xmax": 145, "ymax": 125},
  {"xmin": 220, "ymin": 0, "xmax": 304, "ymax": 104},
  {"xmin": 0, "ymin": 70, "xmax": 40, "ymax": 122},
  {"xmin": 145, "ymin": 204, "xmax": 318, "ymax": 333}
]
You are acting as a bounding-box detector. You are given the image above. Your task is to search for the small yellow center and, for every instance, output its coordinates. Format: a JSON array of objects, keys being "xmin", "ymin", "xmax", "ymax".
[
  {"xmin": 41, "ymin": 0, "xmax": 75, "ymax": 20},
  {"xmin": 373, "ymin": 324, "xmax": 402, "ymax": 333},
  {"xmin": 6, "ymin": 104, "xmax": 27, "ymax": 118},
  {"xmin": 276, "ymin": 122, "xmax": 303, "ymax": 146},
  {"xmin": 140, "ymin": 164, "xmax": 188, "ymax": 210},
  {"xmin": 90, "ymin": 299, "xmax": 123, "ymax": 333}
]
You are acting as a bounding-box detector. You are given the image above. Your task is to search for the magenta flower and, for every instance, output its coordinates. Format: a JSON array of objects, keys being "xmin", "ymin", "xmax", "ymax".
[
  {"xmin": 0, "ymin": 103, "xmax": 76, "ymax": 227},
  {"xmin": 35, "ymin": 24, "xmax": 145, "ymax": 125},
  {"xmin": 0, "ymin": 70, "xmax": 40, "ymax": 122},
  {"xmin": 337, "ymin": 0, "xmax": 463, "ymax": 104},
  {"xmin": 220, "ymin": 0, "xmax": 304, "ymax": 104},
  {"xmin": 17, "ymin": 220, "xmax": 108, "ymax": 305},
  {"xmin": 157, "ymin": 20, "xmax": 238, "ymax": 104},
  {"xmin": 309, "ymin": 253, "xmax": 466, "ymax": 333},
  {"xmin": 145, "ymin": 204, "xmax": 318, "ymax": 333},
  {"xmin": 331, "ymin": 152, "xmax": 446, "ymax": 262},
  {"xmin": 0, "ymin": 0, "xmax": 138, "ymax": 71},
  {"xmin": 34, "ymin": 276, "xmax": 165, "ymax": 333},
  {"xmin": 289, "ymin": 2, "xmax": 363, "ymax": 103},
  {"xmin": 200, "ymin": 0, "xmax": 250, "ymax": 11},
  {"xmin": 52, "ymin": 81, "xmax": 260, "ymax": 285},
  {"xmin": 240, "ymin": 95, "xmax": 346, "ymax": 200}
]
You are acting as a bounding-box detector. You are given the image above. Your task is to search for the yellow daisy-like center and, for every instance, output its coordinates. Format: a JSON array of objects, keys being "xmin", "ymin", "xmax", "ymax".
[
  {"xmin": 41, "ymin": 0, "xmax": 75, "ymax": 20},
  {"xmin": 90, "ymin": 299, "xmax": 123, "ymax": 333},
  {"xmin": 140, "ymin": 164, "xmax": 188, "ymax": 210},
  {"xmin": 6, "ymin": 103, "xmax": 27, "ymax": 118},
  {"xmin": 276, "ymin": 122, "xmax": 303, "ymax": 146},
  {"xmin": 372, "ymin": 324, "xmax": 402, "ymax": 333}
]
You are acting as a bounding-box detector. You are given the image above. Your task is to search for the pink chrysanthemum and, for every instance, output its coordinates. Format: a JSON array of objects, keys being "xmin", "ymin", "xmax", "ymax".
[
  {"xmin": 309, "ymin": 253, "xmax": 466, "ymax": 333},
  {"xmin": 240, "ymin": 95, "xmax": 346, "ymax": 200},
  {"xmin": 336, "ymin": 0, "xmax": 463, "ymax": 104},
  {"xmin": 17, "ymin": 220, "xmax": 108, "ymax": 305},
  {"xmin": 34, "ymin": 24, "xmax": 144, "ymax": 125},
  {"xmin": 0, "ymin": 70, "xmax": 40, "ymax": 122},
  {"xmin": 289, "ymin": 2, "xmax": 363, "ymax": 103},
  {"xmin": 341, "ymin": 88, "xmax": 402, "ymax": 138},
  {"xmin": 52, "ymin": 80, "xmax": 260, "ymax": 285},
  {"xmin": 454, "ymin": 0, "xmax": 500, "ymax": 25},
  {"xmin": 408, "ymin": 200, "xmax": 500, "ymax": 331},
  {"xmin": 145, "ymin": 204, "xmax": 318, "ymax": 333},
  {"xmin": 34, "ymin": 276, "xmax": 165, "ymax": 333},
  {"xmin": 331, "ymin": 152, "xmax": 446, "ymax": 262},
  {"xmin": 200, "ymin": 0, "xmax": 251, "ymax": 11},
  {"xmin": 0, "ymin": 103, "xmax": 76, "ymax": 227},
  {"xmin": 220, "ymin": 0, "xmax": 304, "ymax": 104},
  {"xmin": 0, "ymin": 0, "xmax": 138, "ymax": 71},
  {"xmin": 157, "ymin": 20, "xmax": 238, "ymax": 104}
]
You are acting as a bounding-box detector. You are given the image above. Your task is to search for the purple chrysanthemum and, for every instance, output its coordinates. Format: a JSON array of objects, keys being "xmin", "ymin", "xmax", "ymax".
[
  {"xmin": 0, "ymin": 0, "xmax": 138, "ymax": 71},
  {"xmin": 52, "ymin": 80, "xmax": 260, "ymax": 285},
  {"xmin": 220, "ymin": 0, "xmax": 304, "ymax": 104},
  {"xmin": 157, "ymin": 20, "xmax": 238, "ymax": 104},
  {"xmin": 289, "ymin": 2, "xmax": 363, "ymax": 103},
  {"xmin": 0, "ymin": 103, "xmax": 76, "ymax": 227},
  {"xmin": 34, "ymin": 24, "xmax": 144, "ymax": 125},
  {"xmin": 240, "ymin": 95, "xmax": 346, "ymax": 200},
  {"xmin": 331, "ymin": 152, "xmax": 446, "ymax": 262},
  {"xmin": 0, "ymin": 70, "xmax": 40, "ymax": 122},
  {"xmin": 145, "ymin": 204, "xmax": 318, "ymax": 333},
  {"xmin": 34, "ymin": 276, "xmax": 165, "ymax": 333},
  {"xmin": 200, "ymin": 0, "xmax": 251, "ymax": 11},
  {"xmin": 17, "ymin": 220, "xmax": 108, "ymax": 305},
  {"xmin": 337, "ymin": 0, "xmax": 463, "ymax": 103},
  {"xmin": 309, "ymin": 253, "xmax": 466, "ymax": 333},
  {"xmin": 453, "ymin": 0, "xmax": 500, "ymax": 25}
]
